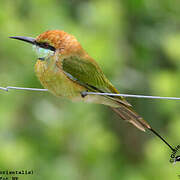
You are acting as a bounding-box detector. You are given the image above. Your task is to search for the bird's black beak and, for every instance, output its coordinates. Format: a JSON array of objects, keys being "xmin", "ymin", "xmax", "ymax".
[
  {"xmin": 9, "ymin": 36, "xmax": 56, "ymax": 52},
  {"xmin": 9, "ymin": 36, "xmax": 36, "ymax": 45}
]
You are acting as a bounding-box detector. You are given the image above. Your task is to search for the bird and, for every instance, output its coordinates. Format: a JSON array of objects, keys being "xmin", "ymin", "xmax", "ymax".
[{"xmin": 9, "ymin": 30, "xmax": 176, "ymax": 153}]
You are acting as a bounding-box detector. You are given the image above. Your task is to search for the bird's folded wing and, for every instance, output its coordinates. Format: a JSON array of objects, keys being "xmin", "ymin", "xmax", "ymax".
[
  {"xmin": 58, "ymin": 55, "xmax": 130, "ymax": 107},
  {"xmin": 58, "ymin": 55, "xmax": 151, "ymax": 132}
]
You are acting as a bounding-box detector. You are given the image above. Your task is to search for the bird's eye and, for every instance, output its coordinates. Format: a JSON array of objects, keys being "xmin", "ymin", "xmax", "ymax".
[{"xmin": 37, "ymin": 42, "xmax": 55, "ymax": 51}]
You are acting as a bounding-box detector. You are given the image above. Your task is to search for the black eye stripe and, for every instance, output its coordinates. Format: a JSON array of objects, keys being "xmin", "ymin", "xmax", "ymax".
[{"xmin": 35, "ymin": 42, "xmax": 55, "ymax": 51}]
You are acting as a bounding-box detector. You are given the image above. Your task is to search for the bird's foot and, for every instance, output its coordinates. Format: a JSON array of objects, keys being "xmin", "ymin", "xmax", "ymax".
[{"xmin": 80, "ymin": 91, "xmax": 88, "ymax": 98}]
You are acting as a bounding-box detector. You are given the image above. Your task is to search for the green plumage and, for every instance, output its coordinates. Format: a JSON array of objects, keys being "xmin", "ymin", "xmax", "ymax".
[
  {"xmin": 62, "ymin": 55, "xmax": 150, "ymax": 131},
  {"xmin": 10, "ymin": 30, "xmax": 176, "ymax": 153},
  {"xmin": 63, "ymin": 56, "xmax": 110, "ymax": 92},
  {"xmin": 12, "ymin": 30, "xmax": 152, "ymax": 132}
]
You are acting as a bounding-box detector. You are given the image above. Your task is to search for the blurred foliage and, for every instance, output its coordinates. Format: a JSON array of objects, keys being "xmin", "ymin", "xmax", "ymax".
[{"xmin": 0, "ymin": 0, "xmax": 180, "ymax": 179}]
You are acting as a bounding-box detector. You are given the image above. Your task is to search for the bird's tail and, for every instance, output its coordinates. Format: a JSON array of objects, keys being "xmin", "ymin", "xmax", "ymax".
[{"xmin": 110, "ymin": 104, "xmax": 151, "ymax": 132}]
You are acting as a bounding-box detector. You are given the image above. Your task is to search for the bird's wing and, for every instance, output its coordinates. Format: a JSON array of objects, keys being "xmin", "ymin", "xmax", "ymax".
[
  {"xmin": 59, "ymin": 55, "xmax": 130, "ymax": 106},
  {"xmin": 58, "ymin": 55, "xmax": 151, "ymax": 132}
]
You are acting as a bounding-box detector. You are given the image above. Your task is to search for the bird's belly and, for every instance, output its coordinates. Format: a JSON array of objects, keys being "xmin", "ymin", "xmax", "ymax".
[{"xmin": 35, "ymin": 60, "xmax": 86, "ymax": 99}]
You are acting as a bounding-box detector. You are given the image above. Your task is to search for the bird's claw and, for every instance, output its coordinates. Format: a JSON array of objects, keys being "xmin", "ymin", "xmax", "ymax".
[{"xmin": 81, "ymin": 91, "xmax": 88, "ymax": 98}]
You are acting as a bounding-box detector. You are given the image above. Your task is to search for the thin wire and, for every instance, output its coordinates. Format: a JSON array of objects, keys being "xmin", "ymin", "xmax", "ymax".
[
  {"xmin": 82, "ymin": 92, "xmax": 180, "ymax": 100},
  {"xmin": 0, "ymin": 86, "xmax": 48, "ymax": 92},
  {"xmin": 0, "ymin": 86, "xmax": 180, "ymax": 100}
]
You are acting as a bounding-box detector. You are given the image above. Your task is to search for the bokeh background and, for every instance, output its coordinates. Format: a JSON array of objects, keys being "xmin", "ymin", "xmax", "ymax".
[{"xmin": 0, "ymin": 0, "xmax": 180, "ymax": 179}]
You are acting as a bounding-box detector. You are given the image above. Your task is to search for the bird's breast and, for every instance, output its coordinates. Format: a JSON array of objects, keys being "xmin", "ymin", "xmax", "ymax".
[{"xmin": 34, "ymin": 59, "xmax": 86, "ymax": 99}]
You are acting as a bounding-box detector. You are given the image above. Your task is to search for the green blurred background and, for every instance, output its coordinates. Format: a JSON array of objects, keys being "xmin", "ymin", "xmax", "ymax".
[{"xmin": 0, "ymin": 0, "xmax": 180, "ymax": 179}]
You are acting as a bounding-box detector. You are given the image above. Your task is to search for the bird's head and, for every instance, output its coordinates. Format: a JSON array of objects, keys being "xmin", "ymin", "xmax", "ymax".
[{"xmin": 10, "ymin": 30, "xmax": 82, "ymax": 60}]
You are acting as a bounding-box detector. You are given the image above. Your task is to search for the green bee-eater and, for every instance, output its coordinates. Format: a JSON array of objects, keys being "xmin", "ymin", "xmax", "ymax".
[{"xmin": 10, "ymin": 30, "xmax": 176, "ymax": 152}]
